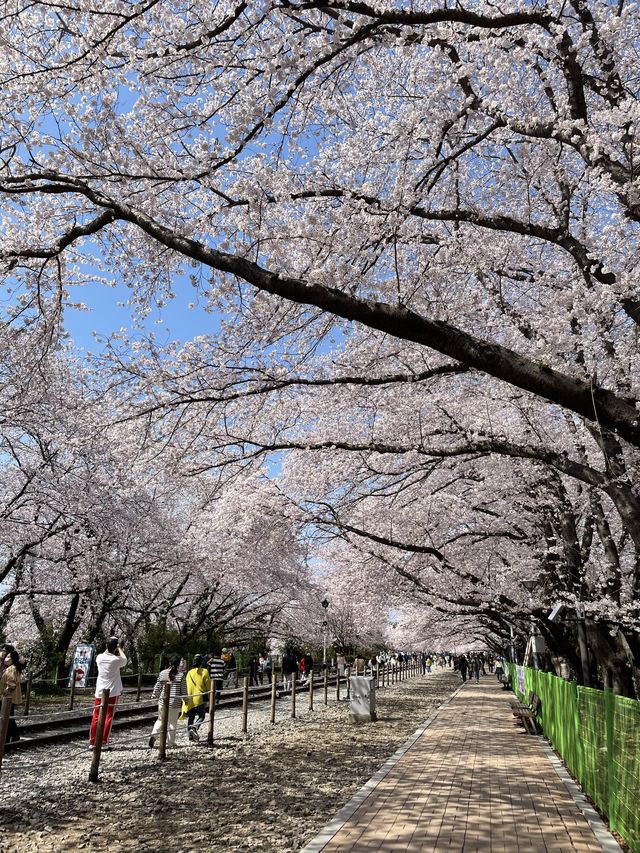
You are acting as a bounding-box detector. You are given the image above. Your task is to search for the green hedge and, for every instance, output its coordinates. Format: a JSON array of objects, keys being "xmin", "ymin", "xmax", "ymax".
[{"xmin": 508, "ymin": 664, "xmax": 640, "ymax": 853}]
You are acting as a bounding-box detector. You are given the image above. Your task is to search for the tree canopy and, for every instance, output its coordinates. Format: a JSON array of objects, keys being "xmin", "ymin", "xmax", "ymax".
[{"xmin": 1, "ymin": 0, "xmax": 640, "ymax": 690}]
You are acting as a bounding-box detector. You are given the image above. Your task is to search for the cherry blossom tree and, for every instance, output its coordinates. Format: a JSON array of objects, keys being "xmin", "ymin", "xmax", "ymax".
[
  {"xmin": 0, "ymin": 331, "xmax": 311, "ymax": 671},
  {"xmin": 2, "ymin": 0, "xmax": 640, "ymax": 688},
  {"xmin": 1, "ymin": 0, "xmax": 640, "ymax": 436}
]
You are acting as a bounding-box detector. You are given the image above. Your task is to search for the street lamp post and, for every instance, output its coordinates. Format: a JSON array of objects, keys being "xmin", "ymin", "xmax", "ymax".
[
  {"xmin": 522, "ymin": 578, "xmax": 539, "ymax": 669},
  {"xmin": 321, "ymin": 598, "xmax": 329, "ymax": 670},
  {"xmin": 575, "ymin": 601, "xmax": 592, "ymax": 688}
]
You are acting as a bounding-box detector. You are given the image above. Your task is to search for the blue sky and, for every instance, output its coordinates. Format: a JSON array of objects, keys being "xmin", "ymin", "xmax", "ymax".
[{"xmin": 65, "ymin": 275, "xmax": 218, "ymax": 352}]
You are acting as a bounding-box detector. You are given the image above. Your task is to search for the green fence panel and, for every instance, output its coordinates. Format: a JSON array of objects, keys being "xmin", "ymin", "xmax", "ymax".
[
  {"xmin": 576, "ymin": 686, "xmax": 608, "ymax": 809},
  {"xmin": 611, "ymin": 694, "xmax": 640, "ymax": 852},
  {"xmin": 507, "ymin": 666, "xmax": 640, "ymax": 853}
]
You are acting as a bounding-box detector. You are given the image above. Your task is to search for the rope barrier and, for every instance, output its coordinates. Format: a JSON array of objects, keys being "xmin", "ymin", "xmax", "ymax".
[
  {"xmin": 16, "ymin": 698, "xmax": 157, "ymax": 721},
  {"xmin": 4, "ymin": 669, "xmax": 426, "ymax": 771},
  {"xmin": 19, "ymin": 687, "xmax": 240, "ymax": 722},
  {"xmin": 24, "ymin": 672, "xmax": 156, "ymax": 688}
]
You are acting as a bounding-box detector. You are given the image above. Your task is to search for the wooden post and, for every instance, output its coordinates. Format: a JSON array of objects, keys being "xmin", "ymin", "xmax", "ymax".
[
  {"xmin": 136, "ymin": 671, "xmax": 143, "ymax": 702},
  {"xmin": 308, "ymin": 669, "xmax": 314, "ymax": 711},
  {"xmin": 206, "ymin": 679, "xmax": 216, "ymax": 747},
  {"xmin": 291, "ymin": 671, "xmax": 297, "ymax": 719},
  {"xmin": 241, "ymin": 675, "xmax": 249, "ymax": 735},
  {"xmin": 88, "ymin": 688, "xmax": 110, "ymax": 783},
  {"xmin": 270, "ymin": 673, "xmax": 277, "ymax": 724},
  {"xmin": 346, "ymin": 666, "xmax": 351, "ymax": 701},
  {"xmin": 23, "ymin": 672, "xmax": 33, "ymax": 717},
  {"xmin": 68, "ymin": 668, "xmax": 79, "ymax": 711},
  {"xmin": 323, "ymin": 668, "xmax": 328, "ymax": 705},
  {"xmin": 0, "ymin": 696, "xmax": 12, "ymax": 778},
  {"xmin": 158, "ymin": 681, "xmax": 170, "ymax": 761},
  {"xmin": 336, "ymin": 670, "xmax": 341, "ymax": 702}
]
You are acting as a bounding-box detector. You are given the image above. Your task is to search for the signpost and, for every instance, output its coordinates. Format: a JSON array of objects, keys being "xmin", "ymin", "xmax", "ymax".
[{"xmin": 68, "ymin": 643, "xmax": 95, "ymax": 689}]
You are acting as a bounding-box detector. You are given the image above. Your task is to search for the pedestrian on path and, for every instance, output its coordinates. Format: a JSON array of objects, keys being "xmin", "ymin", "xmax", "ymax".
[
  {"xmin": 262, "ymin": 653, "xmax": 273, "ymax": 684},
  {"xmin": 304, "ymin": 652, "xmax": 314, "ymax": 676},
  {"xmin": 0, "ymin": 648, "xmax": 24, "ymax": 743},
  {"xmin": 249, "ymin": 654, "xmax": 260, "ymax": 686},
  {"xmin": 182, "ymin": 654, "xmax": 210, "ymax": 742},
  {"xmin": 207, "ymin": 650, "xmax": 225, "ymax": 702},
  {"xmin": 281, "ymin": 648, "xmax": 298, "ymax": 692},
  {"xmin": 456, "ymin": 654, "xmax": 468, "ymax": 682},
  {"xmin": 149, "ymin": 656, "xmax": 188, "ymax": 748},
  {"xmin": 224, "ymin": 650, "xmax": 237, "ymax": 688},
  {"xmin": 89, "ymin": 637, "xmax": 127, "ymax": 749},
  {"xmin": 470, "ymin": 656, "xmax": 480, "ymax": 683}
]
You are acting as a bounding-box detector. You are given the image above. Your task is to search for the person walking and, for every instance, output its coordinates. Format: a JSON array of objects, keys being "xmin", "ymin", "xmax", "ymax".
[
  {"xmin": 457, "ymin": 654, "xmax": 468, "ymax": 683},
  {"xmin": 470, "ymin": 655, "xmax": 481, "ymax": 683},
  {"xmin": 149, "ymin": 657, "xmax": 188, "ymax": 748},
  {"xmin": 224, "ymin": 650, "xmax": 237, "ymax": 688},
  {"xmin": 89, "ymin": 637, "xmax": 127, "ymax": 749},
  {"xmin": 303, "ymin": 652, "xmax": 314, "ymax": 682},
  {"xmin": 208, "ymin": 650, "xmax": 225, "ymax": 702},
  {"xmin": 0, "ymin": 649, "xmax": 24, "ymax": 742},
  {"xmin": 250, "ymin": 655, "xmax": 260, "ymax": 686},
  {"xmin": 183, "ymin": 655, "xmax": 211, "ymax": 742},
  {"xmin": 262, "ymin": 653, "xmax": 273, "ymax": 684},
  {"xmin": 281, "ymin": 649, "xmax": 297, "ymax": 692}
]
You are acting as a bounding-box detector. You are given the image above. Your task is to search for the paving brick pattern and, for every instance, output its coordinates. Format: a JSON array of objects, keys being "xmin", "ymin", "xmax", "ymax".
[{"xmin": 307, "ymin": 678, "xmax": 608, "ymax": 853}]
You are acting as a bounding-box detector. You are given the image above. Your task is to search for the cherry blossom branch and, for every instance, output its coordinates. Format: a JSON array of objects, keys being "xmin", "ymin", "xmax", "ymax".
[{"xmin": 5, "ymin": 174, "xmax": 635, "ymax": 445}]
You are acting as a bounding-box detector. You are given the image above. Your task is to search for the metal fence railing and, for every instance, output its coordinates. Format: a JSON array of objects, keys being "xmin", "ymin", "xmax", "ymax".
[{"xmin": 508, "ymin": 664, "xmax": 640, "ymax": 853}]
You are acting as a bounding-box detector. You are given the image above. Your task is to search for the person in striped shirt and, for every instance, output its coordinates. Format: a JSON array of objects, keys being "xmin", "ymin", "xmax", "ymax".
[
  {"xmin": 148, "ymin": 657, "xmax": 188, "ymax": 748},
  {"xmin": 207, "ymin": 651, "xmax": 225, "ymax": 702}
]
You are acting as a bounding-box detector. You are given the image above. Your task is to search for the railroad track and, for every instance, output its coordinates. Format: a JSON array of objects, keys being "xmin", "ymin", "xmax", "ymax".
[{"xmin": 4, "ymin": 675, "xmax": 339, "ymax": 752}]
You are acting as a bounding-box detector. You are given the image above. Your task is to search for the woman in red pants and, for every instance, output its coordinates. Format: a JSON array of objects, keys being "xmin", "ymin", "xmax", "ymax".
[{"xmin": 89, "ymin": 637, "xmax": 127, "ymax": 749}]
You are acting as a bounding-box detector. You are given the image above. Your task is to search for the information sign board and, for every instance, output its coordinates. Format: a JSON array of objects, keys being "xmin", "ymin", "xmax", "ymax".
[{"xmin": 68, "ymin": 643, "xmax": 95, "ymax": 688}]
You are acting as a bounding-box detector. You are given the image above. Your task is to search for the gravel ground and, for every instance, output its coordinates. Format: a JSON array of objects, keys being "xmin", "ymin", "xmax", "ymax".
[{"xmin": 0, "ymin": 670, "xmax": 461, "ymax": 853}]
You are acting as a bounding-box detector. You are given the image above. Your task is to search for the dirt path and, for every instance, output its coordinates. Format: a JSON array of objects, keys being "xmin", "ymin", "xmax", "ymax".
[{"xmin": 0, "ymin": 670, "xmax": 461, "ymax": 852}]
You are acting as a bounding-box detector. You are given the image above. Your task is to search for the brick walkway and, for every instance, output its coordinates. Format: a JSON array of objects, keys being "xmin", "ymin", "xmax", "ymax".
[{"xmin": 301, "ymin": 677, "xmax": 620, "ymax": 853}]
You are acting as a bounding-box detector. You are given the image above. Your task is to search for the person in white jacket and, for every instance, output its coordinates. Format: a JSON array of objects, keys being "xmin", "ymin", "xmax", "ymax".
[
  {"xmin": 89, "ymin": 637, "xmax": 127, "ymax": 749},
  {"xmin": 149, "ymin": 657, "xmax": 188, "ymax": 748}
]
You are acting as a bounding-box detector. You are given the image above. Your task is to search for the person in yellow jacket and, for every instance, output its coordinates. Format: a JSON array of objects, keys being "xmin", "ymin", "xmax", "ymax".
[{"xmin": 181, "ymin": 655, "xmax": 211, "ymax": 742}]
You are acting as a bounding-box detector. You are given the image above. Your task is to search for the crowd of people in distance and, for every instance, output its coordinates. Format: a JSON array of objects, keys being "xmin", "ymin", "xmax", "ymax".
[{"xmin": 453, "ymin": 652, "xmax": 505, "ymax": 683}]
